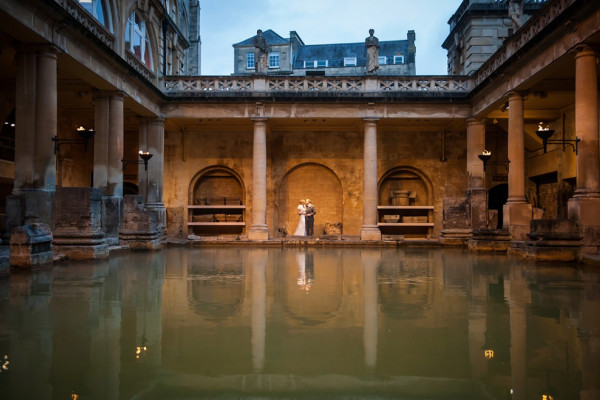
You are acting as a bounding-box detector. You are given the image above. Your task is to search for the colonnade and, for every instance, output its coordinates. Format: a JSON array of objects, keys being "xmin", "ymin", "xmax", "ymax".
[
  {"xmin": 7, "ymin": 45, "xmax": 166, "ymax": 244},
  {"xmin": 465, "ymin": 44, "xmax": 600, "ymax": 244}
]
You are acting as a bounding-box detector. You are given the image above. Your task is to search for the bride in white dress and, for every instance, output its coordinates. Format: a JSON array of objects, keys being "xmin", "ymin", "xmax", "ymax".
[{"xmin": 293, "ymin": 200, "xmax": 306, "ymax": 236}]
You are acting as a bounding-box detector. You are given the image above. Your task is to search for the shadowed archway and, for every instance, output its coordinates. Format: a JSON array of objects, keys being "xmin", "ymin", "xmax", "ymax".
[{"xmin": 277, "ymin": 163, "xmax": 343, "ymax": 237}]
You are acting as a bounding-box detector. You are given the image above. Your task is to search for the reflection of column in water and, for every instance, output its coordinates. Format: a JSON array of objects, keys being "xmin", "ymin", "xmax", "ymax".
[
  {"xmin": 580, "ymin": 272, "xmax": 600, "ymax": 400},
  {"xmin": 507, "ymin": 265, "xmax": 529, "ymax": 400},
  {"xmin": 362, "ymin": 250, "xmax": 380, "ymax": 369},
  {"xmin": 468, "ymin": 257, "xmax": 488, "ymax": 378},
  {"xmin": 250, "ymin": 249, "xmax": 268, "ymax": 372}
]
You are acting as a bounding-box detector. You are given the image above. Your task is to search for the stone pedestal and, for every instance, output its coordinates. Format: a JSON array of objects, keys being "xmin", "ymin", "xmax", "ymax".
[
  {"xmin": 503, "ymin": 202, "xmax": 532, "ymax": 242},
  {"xmin": 441, "ymin": 189, "xmax": 488, "ymax": 246},
  {"xmin": 360, "ymin": 225, "xmax": 382, "ymax": 241},
  {"xmin": 468, "ymin": 229, "xmax": 511, "ymax": 252},
  {"xmin": 119, "ymin": 195, "xmax": 162, "ymax": 250},
  {"xmin": 248, "ymin": 225, "xmax": 270, "ymax": 240},
  {"xmin": 522, "ymin": 219, "xmax": 581, "ymax": 261},
  {"xmin": 5, "ymin": 190, "xmax": 55, "ymax": 243},
  {"xmin": 101, "ymin": 196, "xmax": 122, "ymax": 246},
  {"xmin": 9, "ymin": 223, "xmax": 54, "ymax": 268},
  {"xmin": 568, "ymin": 196, "xmax": 600, "ymax": 255},
  {"xmin": 53, "ymin": 187, "xmax": 109, "ymax": 260}
]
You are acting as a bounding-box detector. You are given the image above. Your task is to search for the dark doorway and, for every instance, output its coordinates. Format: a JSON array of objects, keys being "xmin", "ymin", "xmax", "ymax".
[{"xmin": 489, "ymin": 184, "xmax": 508, "ymax": 229}]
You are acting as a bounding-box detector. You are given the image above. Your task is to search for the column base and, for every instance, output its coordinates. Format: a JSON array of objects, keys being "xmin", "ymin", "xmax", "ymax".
[
  {"xmin": 248, "ymin": 225, "xmax": 269, "ymax": 240},
  {"xmin": 503, "ymin": 202, "xmax": 532, "ymax": 241},
  {"xmin": 568, "ymin": 196, "xmax": 600, "ymax": 255},
  {"xmin": 102, "ymin": 196, "xmax": 123, "ymax": 246},
  {"xmin": 360, "ymin": 225, "xmax": 381, "ymax": 241}
]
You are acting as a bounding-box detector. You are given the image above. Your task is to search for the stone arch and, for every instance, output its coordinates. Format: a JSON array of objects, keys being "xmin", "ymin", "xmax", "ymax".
[
  {"xmin": 277, "ymin": 163, "xmax": 343, "ymax": 236},
  {"xmin": 188, "ymin": 165, "xmax": 245, "ymax": 205},
  {"xmin": 378, "ymin": 166, "xmax": 434, "ymax": 206}
]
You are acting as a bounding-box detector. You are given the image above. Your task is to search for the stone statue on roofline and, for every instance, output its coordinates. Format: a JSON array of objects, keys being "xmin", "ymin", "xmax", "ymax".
[
  {"xmin": 253, "ymin": 29, "xmax": 269, "ymax": 74},
  {"xmin": 365, "ymin": 28, "xmax": 380, "ymax": 74}
]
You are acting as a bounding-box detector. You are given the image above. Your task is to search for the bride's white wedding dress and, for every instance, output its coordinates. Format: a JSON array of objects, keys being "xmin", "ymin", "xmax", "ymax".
[{"xmin": 293, "ymin": 205, "xmax": 306, "ymax": 236}]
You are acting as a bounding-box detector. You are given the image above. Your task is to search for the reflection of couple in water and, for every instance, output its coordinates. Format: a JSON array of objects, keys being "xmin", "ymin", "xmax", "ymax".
[
  {"xmin": 296, "ymin": 250, "xmax": 314, "ymax": 291},
  {"xmin": 293, "ymin": 199, "xmax": 316, "ymax": 236}
]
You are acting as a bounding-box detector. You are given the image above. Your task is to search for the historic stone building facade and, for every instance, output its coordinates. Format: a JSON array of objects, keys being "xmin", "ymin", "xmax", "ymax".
[
  {"xmin": 233, "ymin": 29, "xmax": 417, "ymax": 76},
  {"xmin": 0, "ymin": 0, "xmax": 599, "ymax": 265}
]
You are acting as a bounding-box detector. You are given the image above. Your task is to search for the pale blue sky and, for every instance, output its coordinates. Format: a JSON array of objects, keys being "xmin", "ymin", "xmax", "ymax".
[{"xmin": 199, "ymin": 0, "xmax": 462, "ymax": 76}]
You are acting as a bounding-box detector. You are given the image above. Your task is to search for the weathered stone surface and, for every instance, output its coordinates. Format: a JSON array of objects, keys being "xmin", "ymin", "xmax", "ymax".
[
  {"xmin": 53, "ymin": 187, "xmax": 109, "ymax": 260},
  {"xmin": 119, "ymin": 195, "xmax": 162, "ymax": 250},
  {"xmin": 468, "ymin": 229, "xmax": 511, "ymax": 252},
  {"xmin": 167, "ymin": 207, "xmax": 184, "ymax": 238},
  {"xmin": 101, "ymin": 196, "xmax": 122, "ymax": 245},
  {"xmin": 9, "ymin": 223, "xmax": 54, "ymax": 268}
]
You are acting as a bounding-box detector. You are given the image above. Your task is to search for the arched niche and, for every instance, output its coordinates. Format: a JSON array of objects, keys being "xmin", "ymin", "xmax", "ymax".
[
  {"xmin": 378, "ymin": 166, "xmax": 433, "ymax": 206},
  {"xmin": 188, "ymin": 166, "xmax": 246, "ymax": 235},
  {"xmin": 277, "ymin": 163, "xmax": 343, "ymax": 236}
]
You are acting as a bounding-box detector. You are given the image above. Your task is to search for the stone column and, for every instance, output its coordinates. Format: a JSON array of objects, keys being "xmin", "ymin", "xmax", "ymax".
[
  {"xmin": 467, "ymin": 118, "xmax": 489, "ymax": 231},
  {"xmin": 248, "ymin": 117, "xmax": 269, "ymax": 240},
  {"xmin": 568, "ymin": 44, "xmax": 600, "ymax": 255},
  {"xmin": 361, "ymin": 118, "xmax": 382, "ymax": 241},
  {"xmin": 503, "ymin": 92, "xmax": 531, "ymax": 241},
  {"xmin": 93, "ymin": 92, "xmax": 124, "ymax": 245},
  {"xmin": 138, "ymin": 119, "xmax": 149, "ymax": 203},
  {"xmin": 7, "ymin": 46, "xmax": 58, "ymax": 231},
  {"xmin": 145, "ymin": 118, "xmax": 166, "ymax": 229},
  {"xmin": 93, "ymin": 93, "xmax": 110, "ymax": 191}
]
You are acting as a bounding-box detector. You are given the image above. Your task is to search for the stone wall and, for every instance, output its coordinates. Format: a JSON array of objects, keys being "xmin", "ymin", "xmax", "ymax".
[{"xmin": 163, "ymin": 123, "xmax": 468, "ymax": 238}]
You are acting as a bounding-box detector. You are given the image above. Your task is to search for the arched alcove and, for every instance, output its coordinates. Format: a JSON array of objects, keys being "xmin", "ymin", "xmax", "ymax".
[
  {"xmin": 188, "ymin": 166, "xmax": 246, "ymax": 236},
  {"xmin": 277, "ymin": 163, "xmax": 343, "ymax": 237},
  {"xmin": 378, "ymin": 167, "xmax": 434, "ymax": 238}
]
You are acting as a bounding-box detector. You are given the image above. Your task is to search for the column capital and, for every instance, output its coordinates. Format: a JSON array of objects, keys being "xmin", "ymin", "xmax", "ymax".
[
  {"xmin": 363, "ymin": 117, "xmax": 380, "ymax": 123},
  {"xmin": 148, "ymin": 117, "xmax": 165, "ymax": 126},
  {"xmin": 573, "ymin": 43, "xmax": 596, "ymax": 58},
  {"xmin": 507, "ymin": 91, "xmax": 526, "ymax": 101},
  {"xmin": 466, "ymin": 117, "xmax": 485, "ymax": 127}
]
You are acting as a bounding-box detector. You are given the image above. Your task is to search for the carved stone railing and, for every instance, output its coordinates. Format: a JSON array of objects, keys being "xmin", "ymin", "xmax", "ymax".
[
  {"xmin": 473, "ymin": 0, "xmax": 576, "ymax": 87},
  {"xmin": 161, "ymin": 76, "xmax": 473, "ymax": 96}
]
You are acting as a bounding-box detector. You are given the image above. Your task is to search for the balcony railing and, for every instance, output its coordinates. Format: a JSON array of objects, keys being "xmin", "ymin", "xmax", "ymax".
[{"xmin": 162, "ymin": 76, "xmax": 473, "ymax": 96}]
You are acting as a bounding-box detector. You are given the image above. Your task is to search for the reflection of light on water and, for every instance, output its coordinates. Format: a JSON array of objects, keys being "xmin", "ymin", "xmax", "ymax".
[
  {"xmin": 71, "ymin": 392, "xmax": 80, "ymax": 400},
  {"xmin": 136, "ymin": 346, "xmax": 148, "ymax": 359},
  {"xmin": 484, "ymin": 349, "xmax": 494, "ymax": 359},
  {"xmin": 1, "ymin": 355, "xmax": 8, "ymax": 372}
]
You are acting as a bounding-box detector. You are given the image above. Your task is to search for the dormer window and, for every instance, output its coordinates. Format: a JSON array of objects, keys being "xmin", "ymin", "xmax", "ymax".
[
  {"xmin": 378, "ymin": 56, "xmax": 387, "ymax": 65},
  {"xmin": 393, "ymin": 55, "xmax": 405, "ymax": 64},
  {"xmin": 304, "ymin": 60, "xmax": 328, "ymax": 68},
  {"xmin": 344, "ymin": 57, "xmax": 357, "ymax": 66}
]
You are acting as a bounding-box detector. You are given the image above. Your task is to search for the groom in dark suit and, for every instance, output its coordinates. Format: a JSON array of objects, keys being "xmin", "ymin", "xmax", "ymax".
[{"xmin": 304, "ymin": 199, "xmax": 316, "ymax": 236}]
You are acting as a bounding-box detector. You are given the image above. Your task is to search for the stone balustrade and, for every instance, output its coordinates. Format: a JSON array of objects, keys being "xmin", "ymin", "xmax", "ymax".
[{"xmin": 162, "ymin": 76, "xmax": 473, "ymax": 96}]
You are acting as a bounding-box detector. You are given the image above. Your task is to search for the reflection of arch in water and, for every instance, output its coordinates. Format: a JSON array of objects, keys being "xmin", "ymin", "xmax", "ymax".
[
  {"xmin": 378, "ymin": 166, "xmax": 434, "ymax": 206},
  {"xmin": 279, "ymin": 250, "xmax": 344, "ymax": 326},
  {"xmin": 277, "ymin": 163, "xmax": 343, "ymax": 236},
  {"xmin": 186, "ymin": 249, "xmax": 245, "ymax": 322},
  {"xmin": 378, "ymin": 255, "xmax": 433, "ymax": 320}
]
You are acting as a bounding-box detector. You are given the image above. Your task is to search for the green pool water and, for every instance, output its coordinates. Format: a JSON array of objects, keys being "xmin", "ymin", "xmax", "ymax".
[{"xmin": 0, "ymin": 247, "xmax": 598, "ymax": 399}]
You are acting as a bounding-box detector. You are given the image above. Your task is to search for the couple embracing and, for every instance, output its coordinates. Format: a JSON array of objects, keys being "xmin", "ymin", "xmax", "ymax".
[{"xmin": 293, "ymin": 199, "xmax": 316, "ymax": 236}]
